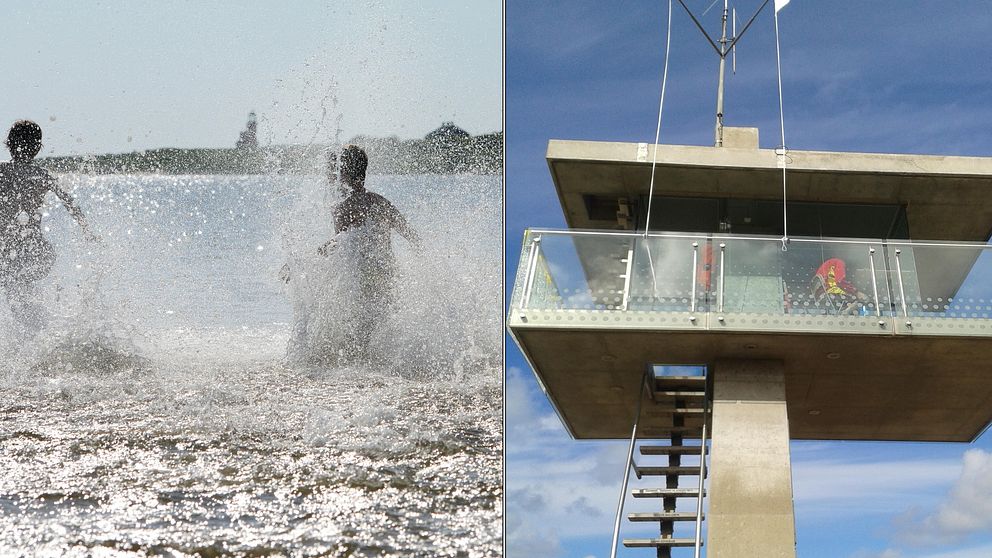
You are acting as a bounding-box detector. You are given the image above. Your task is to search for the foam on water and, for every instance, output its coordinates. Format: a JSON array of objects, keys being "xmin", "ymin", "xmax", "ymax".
[{"xmin": 0, "ymin": 172, "xmax": 501, "ymax": 556}]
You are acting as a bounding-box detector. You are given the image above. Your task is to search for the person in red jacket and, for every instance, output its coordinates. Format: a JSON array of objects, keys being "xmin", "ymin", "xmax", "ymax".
[{"xmin": 813, "ymin": 257, "xmax": 868, "ymax": 315}]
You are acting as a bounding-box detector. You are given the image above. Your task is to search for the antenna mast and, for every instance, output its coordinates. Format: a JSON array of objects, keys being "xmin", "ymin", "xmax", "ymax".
[
  {"xmin": 676, "ymin": 0, "xmax": 772, "ymax": 146},
  {"xmin": 715, "ymin": 0, "xmax": 729, "ymax": 146}
]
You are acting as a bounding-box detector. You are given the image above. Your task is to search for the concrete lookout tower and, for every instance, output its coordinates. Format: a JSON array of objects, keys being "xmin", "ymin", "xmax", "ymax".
[{"xmin": 506, "ymin": 125, "xmax": 992, "ymax": 556}]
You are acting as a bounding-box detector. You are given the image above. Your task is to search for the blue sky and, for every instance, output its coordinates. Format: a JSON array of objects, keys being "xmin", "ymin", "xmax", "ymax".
[
  {"xmin": 506, "ymin": 2, "xmax": 992, "ymax": 557},
  {"xmin": 0, "ymin": 1, "xmax": 502, "ymax": 155}
]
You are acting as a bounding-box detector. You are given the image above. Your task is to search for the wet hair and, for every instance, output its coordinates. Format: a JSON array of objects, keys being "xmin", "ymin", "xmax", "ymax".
[
  {"xmin": 6, "ymin": 120, "xmax": 43, "ymax": 160},
  {"xmin": 340, "ymin": 144, "xmax": 368, "ymax": 185}
]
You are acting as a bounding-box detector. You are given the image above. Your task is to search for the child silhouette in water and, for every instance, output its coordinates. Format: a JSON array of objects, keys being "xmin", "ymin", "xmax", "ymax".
[
  {"xmin": 317, "ymin": 145, "xmax": 420, "ymax": 362},
  {"xmin": 0, "ymin": 120, "xmax": 97, "ymax": 331}
]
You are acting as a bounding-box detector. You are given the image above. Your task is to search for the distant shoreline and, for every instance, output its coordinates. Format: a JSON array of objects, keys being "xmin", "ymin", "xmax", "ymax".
[{"xmin": 37, "ymin": 131, "xmax": 503, "ymax": 176}]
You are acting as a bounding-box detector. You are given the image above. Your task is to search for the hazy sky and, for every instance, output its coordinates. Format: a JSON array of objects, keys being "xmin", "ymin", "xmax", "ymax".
[
  {"xmin": 507, "ymin": 2, "xmax": 992, "ymax": 558},
  {"xmin": 1, "ymin": 1, "xmax": 502, "ymax": 156}
]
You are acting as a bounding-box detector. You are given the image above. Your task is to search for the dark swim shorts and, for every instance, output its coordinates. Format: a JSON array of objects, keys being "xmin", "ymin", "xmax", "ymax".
[{"xmin": 0, "ymin": 233, "xmax": 56, "ymax": 288}]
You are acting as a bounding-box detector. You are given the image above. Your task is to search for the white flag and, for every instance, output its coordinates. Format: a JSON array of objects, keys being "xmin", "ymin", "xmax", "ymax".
[{"xmin": 775, "ymin": 0, "xmax": 790, "ymax": 12}]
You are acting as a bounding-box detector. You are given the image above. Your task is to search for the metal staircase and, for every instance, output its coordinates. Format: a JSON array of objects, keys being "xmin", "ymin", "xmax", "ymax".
[{"xmin": 610, "ymin": 368, "xmax": 711, "ymax": 558}]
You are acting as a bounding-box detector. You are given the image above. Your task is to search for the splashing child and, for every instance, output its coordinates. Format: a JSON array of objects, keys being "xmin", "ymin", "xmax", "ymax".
[{"xmin": 0, "ymin": 120, "xmax": 98, "ymax": 333}]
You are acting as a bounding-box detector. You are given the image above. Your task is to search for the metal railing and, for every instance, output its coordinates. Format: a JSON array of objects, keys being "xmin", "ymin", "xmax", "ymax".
[
  {"xmin": 509, "ymin": 229, "xmax": 992, "ymax": 334},
  {"xmin": 693, "ymin": 391, "xmax": 709, "ymax": 558},
  {"xmin": 609, "ymin": 371, "xmax": 648, "ymax": 558},
  {"xmin": 607, "ymin": 369, "xmax": 710, "ymax": 557}
]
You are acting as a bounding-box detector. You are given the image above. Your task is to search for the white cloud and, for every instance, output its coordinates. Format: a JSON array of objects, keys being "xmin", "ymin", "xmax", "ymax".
[
  {"xmin": 834, "ymin": 450, "xmax": 992, "ymax": 558},
  {"xmin": 855, "ymin": 542, "xmax": 992, "ymax": 558},
  {"xmin": 506, "ymin": 482, "xmax": 563, "ymax": 557},
  {"xmin": 506, "ymin": 365, "xmax": 629, "ymax": 547},
  {"xmin": 793, "ymin": 457, "xmax": 960, "ymax": 517},
  {"xmin": 911, "ymin": 543, "xmax": 992, "ymax": 558},
  {"xmin": 505, "ymin": 366, "xmax": 542, "ymax": 434},
  {"xmin": 850, "ymin": 549, "xmax": 902, "ymax": 558},
  {"xmin": 566, "ymin": 496, "xmax": 604, "ymax": 518},
  {"xmin": 508, "ymin": 487, "xmax": 547, "ymax": 514},
  {"xmin": 505, "ymin": 520, "xmax": 563, "ymax": 558},
  {"xmin": 894, "ymin": 450, "xmax": 992, "ymax": 546},
  {"xmin": 505, "ymin": 366, "xmax": 569, "ymax": 454}
]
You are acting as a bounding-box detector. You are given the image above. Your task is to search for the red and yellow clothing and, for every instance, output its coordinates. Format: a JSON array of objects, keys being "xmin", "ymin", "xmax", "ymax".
[{"xmin": 815, "ymin": 258, "xmax": 856, "ymax": 295}]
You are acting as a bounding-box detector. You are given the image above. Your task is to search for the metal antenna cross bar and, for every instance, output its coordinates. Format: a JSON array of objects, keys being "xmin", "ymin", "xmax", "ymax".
[
  {"xmin": 675, "ymin": 0, "xmax": 772, "ymax": 58},
  {"xmin": 675, "ymin": 0, "xmax": 721, "ymax": 55},
  {"xmin": 675, "ymin": 0, "xmax": 774, "ymax": 146},
  {"xmin": 726, "ymin": 0, "xmax": 772, "ymax": 52}
]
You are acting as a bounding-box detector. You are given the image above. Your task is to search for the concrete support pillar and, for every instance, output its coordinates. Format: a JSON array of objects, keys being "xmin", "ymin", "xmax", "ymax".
[{"xmin": 706, "ymin": 359, "xmax": 796, "ymax": 558}]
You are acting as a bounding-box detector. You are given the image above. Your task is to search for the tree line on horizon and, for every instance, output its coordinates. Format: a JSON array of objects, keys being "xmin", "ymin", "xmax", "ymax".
[{"xmin": 36, "ymin": 125, "xmax": 502, "ymax": 176}]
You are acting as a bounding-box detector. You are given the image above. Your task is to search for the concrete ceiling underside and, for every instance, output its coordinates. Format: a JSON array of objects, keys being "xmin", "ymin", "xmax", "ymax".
[
  {"xmin": 513, "ymin": 326, "xmax": 992, "ymax": 442},
  {"xmin": 547, "ymin": 140, "xmax": 992, "ymax": 242}
]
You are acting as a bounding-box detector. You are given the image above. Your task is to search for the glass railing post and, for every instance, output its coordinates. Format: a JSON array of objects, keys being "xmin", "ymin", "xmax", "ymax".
[
  {"xmin": 894, "ymin": 248, "xmax": 909, "ymax": 319},
  {"xmin": 521, "ymin": 235, "xmax": 542, "ymax": 309},
  {"xmin": 691, "ymin": 242, "xmax": 699, "ymax": 313},
  {"xmin": 869, "ymin": 246, "xmax": 882, "ymax": 319},
  {"xmin": 621, "ymin": 239, "xmax": 636, "ymax": 311},
  {"xmin": 718, "ymin": 242, "xmax": 726, "ymax": 313}
]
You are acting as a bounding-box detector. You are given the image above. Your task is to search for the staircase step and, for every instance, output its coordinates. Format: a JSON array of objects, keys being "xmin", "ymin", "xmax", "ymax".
[
  {"xmin": 653, "ymin": 390, "xmax": 706, "ymax": 399},
  {"xmin": 634, "ymin": 465, "xmax": 707, "ymax": 477},
  {"xmin": 648, "ymin": 407, "xmax": 706, "ymax": 415},
  {"xmin": 632, "ymin": 488, "xmax": 705, "ymax": 498},
  {"xmin": 628, "ymin": 512, "xmax": 703, "ymax": 522},
  {"xmin": 623, "ymin": 538, "xmax": 701, "ymax": 548},
  {"xmin": 639, "ymin": 445, "xmax": 705, "ymax": 456},
  {"xmin": 654, "ymin": 376, "xmax": 706, "ymax": 390},
  {"xmin": 642, "ymin": 425, "xmax": 704, "ymax": 436},
  {"xmin": 652, "ymin": 394, "xmax": 706, "ymax": 408}
]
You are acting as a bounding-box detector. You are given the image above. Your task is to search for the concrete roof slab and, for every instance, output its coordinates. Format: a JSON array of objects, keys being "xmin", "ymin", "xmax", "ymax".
[{"xmin": 547, "ymin": 139, "xmax": 992, "ymax": 242}]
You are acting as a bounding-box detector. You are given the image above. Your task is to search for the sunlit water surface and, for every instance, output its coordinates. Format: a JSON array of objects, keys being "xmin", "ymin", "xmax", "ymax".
[{"xmin": 0, "ymin": 173, "xmax": 501, "ymax": 557}]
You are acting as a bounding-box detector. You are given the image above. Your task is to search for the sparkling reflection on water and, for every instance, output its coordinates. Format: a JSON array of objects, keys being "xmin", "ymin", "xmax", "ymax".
[{"xmin": 0, "ymin": 174, "xmax": 501, "ymax": 557}]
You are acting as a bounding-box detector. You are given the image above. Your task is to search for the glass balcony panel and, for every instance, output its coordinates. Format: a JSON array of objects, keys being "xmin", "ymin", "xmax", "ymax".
[
  {"xmin": 521, "ymin": 232, "xmax": 630, "ymax": 311},
  {"xmin": 949, "ymin": 248, "xmax": 992, "ymax": 319},
  {"xmin": 509, "ymin": 229, "xmax": 992, "ymax": 335},
  {"xmin": 628, "ymin": 235, "xmax": 703, "ymax": 312},
  {"xmin": 785, "ymin": 239, "xmax": 886, "ymax": 317},
  {"xmin": 719, "ymin": 237, "xmax": 789, "ymax": 315},
  {"xmin": 890, "ymin": 243, "xmax": 992, "ymax": 319},
  {"xmin": 706, "ymin": 236, "xmax": 891, "ymax": 317}
]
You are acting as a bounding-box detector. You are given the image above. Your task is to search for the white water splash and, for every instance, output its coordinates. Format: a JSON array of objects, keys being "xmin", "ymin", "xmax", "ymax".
[{"xmin": 0, "ymin": 172, "xmax": 501, "ymax": 557}]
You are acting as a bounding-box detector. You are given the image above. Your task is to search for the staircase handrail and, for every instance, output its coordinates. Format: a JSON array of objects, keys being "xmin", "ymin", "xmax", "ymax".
[
  {"xmin": 693, "ymin": 385, "xmax": 710, "ymax": 558},
  {"xmin": 609, "ymin": 370, "xmax": 649, "ymax": 558}
]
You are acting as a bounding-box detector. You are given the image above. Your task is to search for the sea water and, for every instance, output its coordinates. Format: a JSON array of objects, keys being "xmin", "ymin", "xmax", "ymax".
[{"xmin": 0, "ymin": 173, "xmax": 501, "ymax": 557}]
